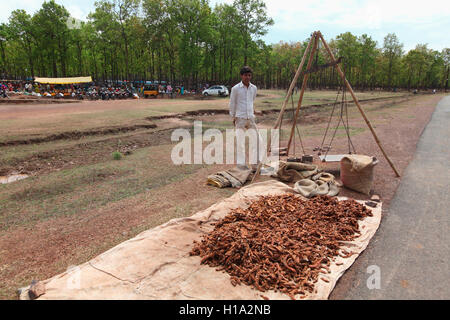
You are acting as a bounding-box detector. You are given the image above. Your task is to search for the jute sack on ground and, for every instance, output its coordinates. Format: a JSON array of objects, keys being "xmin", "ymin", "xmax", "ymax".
[
  {"xmin": 294, "ymin": 179, "xmax": 340, "ymax": 198},
  {"xmin": 19, "ymin": 180, "xmax": 382, "ymax": 300},
  {"xmin": 275, "ymin": 161, "xmax": 319, "ymax": 182},
  {"xmin": 206, "ymin": 167, "xmax": 253, "ymax": 188},
  {"xmin": 340, "ymin": 155, "xmax": 378, "ymax": 195}
]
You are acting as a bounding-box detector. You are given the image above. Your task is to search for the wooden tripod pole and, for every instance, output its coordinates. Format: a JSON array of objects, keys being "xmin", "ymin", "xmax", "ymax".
[
  {"xmin": 317, "ymin": 31, "xmax": 401, "ymax": 177},
  {"xmin": 250, "ymin": 34, "xmax": 315, "ymax": 184},
  {"xmin": 273, "ymin": 34, "xmax": 315, "ymax": 130},
  {"xmin": 286, "ymin": 32, "xmax": 319, "ymax": 155}
]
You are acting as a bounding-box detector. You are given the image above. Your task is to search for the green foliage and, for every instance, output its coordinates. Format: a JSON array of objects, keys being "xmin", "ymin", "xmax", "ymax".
[
  {"xmin": 233, "ymin": 0, "xmax": 274, "ymax": 65},
  {"xmin": 0, "ymin": 0, "xmax": 447, "ymax": 90},
  {"xmin": 112, "ymin": 151, "xmax": 123, "ymax": 160},
  {"xmin": 382, "ymin": 33, "xmax": 403, "ymax": 87}
]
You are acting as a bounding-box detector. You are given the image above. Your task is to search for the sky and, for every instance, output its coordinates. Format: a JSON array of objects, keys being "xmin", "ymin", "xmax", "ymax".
[{"xmin": 1, "ymin": 0, "xmax": 449, "ymax": 51}]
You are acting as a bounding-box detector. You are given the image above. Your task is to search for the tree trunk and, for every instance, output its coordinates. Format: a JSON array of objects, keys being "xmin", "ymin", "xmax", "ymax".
[
  {"xmin": 122, "ymin": 29, "xmax": 130, "ymax": 80},
  {"xmin": 445, "ymin": 66, "xmax": 449, "ymax": 92},
  {"xmin": 387, "ymin": 57, "xmax": 393, "ymax": 88},
  {"xmin": 158, "ymin": 48, "xmax": 162, "ymax": 82},
  {"xmin": 103, "ymin": 48, "xmax": 107, "ymax": 81},
  {"xmin": 151, "ymin": 48, "xmax": 155, "ymax": 80},
  {"xmin": 0, "ymin": 41, "xmax": 6, "ymax": 77},
  {"xmin": 92, "ymin": 50, "xmax": 98, "ymax": 80},
  {"xmin": 59, "ymin": 37, "xmax": 67, "ymax": 77},
  {"xmin": 52, "ymin": 49, "xmax": 57, "ymax": 78},
  {"xmin": 244, "ymin": 40, "xmax": 248, "ymax": 66},
  {"xmin": 229, "ymin": 50, "xmax": 233, "ymax": 84},
  {"xmin": 77, "ymin": 41, "xmax": 83, "ymax": 75}
]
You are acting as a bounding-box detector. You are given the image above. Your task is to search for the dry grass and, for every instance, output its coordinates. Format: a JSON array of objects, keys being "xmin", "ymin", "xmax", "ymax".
[{"xmin": 0, "ymin": 90, "xmax": 406, "ymax": 142}]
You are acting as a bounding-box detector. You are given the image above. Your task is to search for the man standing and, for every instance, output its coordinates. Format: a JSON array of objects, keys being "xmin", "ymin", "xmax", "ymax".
[{"xmin": 229, "ymin": 66, "xmax": 264, "ymax": 170}]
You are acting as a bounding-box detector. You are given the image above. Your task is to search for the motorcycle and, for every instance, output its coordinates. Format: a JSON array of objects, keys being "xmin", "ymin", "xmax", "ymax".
[
  {"xmin": 87, "ymin": 90, "xmax": 99, "ymax": 100},
  {"xmin": 76, "ymin": 89, "xmax": 84, "ymax": 100},
  {"xmin": 100, "ymin": 88, "xmax": 110, "ymax": 100},
  {"xmin": 125, "ymin": 88, "xmax": 133, "ymax": 98},
  {"xmin": 55, "ymin": 92, "xmax": 64, "ymax": 99},
  {"xmin": 0, "ymin": 88, "xmax": 8, "ymax": 98}
]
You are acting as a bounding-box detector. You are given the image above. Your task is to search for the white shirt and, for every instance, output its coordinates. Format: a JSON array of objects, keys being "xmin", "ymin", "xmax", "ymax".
[{"xmin": 229, "ymin": 81, "xmax": 257, "ymax": 119}]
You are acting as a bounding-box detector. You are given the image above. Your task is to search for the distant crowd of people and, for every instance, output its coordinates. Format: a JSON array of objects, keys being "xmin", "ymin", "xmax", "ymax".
[
  {"xmin": 0, "ymin": 81, "xmax": 139, "ymax": 100},
  {"xmin": 0, "ymin": 80, "xmax": 215, "ymax": 100}
]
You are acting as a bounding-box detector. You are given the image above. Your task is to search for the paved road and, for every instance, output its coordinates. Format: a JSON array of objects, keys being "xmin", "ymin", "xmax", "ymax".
[{"xmin": 331, "ymin": 95, "xmax": 450, "ymax": 299}]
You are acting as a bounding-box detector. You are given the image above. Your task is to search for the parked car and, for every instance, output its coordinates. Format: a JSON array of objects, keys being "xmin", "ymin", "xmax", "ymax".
[{"xmin": 202, "ymin": 85, "xmax": 229, "ymax": 97}]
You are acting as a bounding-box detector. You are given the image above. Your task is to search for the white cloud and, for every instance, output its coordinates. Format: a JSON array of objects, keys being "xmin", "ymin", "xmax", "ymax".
[
  {"xmin": 262, "ymin": 0, "xmax": 450, "ymax": 30},
  {"xmin": 0, "ymin": 0, "xmax": 93, "ymax": 23},
  {"xmin": 1, "ymin": 0, "xmax": 42, "ymax": 22},
  {"xmin": 66, "ymin": 5, "xmax": 88, "ymax": 21},
  {"xmin": 211, "ymin": 0, "xmax": 450, "ymax": 50}
]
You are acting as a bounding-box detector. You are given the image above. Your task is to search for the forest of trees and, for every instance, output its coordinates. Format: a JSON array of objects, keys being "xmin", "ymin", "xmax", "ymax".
[{"xmin": 0, "ymin": 0, "xmax": 448, "ymax": 90}]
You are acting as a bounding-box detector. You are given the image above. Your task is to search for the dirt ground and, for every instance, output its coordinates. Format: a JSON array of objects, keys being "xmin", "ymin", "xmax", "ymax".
[
  {"xmin": 0, "ymin": 91, "xmax": 444, "ymax": 299},
  {"xmin": 0, "ymin": 89, "xmax": 403, "ymax": 142}
]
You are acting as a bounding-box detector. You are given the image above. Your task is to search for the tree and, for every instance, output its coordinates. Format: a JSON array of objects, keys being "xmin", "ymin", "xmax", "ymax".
[
  {"xmin": 112, "ymin": 0, "xmax": 140, "ymax": 80},
  {"xmin": 0, "ymin": 23, "xmax": 10, "ymax": 77},
  {"xmin": 33, "ymin": 0, "xmax": 70, "ymax": 77},
  {"xmin": 233, "ymin": 0, "xmax": 273, "ymax": 66},
  {"xmin": 382, "ymin": 33, "xmax": 403, "ymax": 88},
  {"xmin": 213, "ymin": 3, "xmax": 241, "ymax": 83},
  {"xmin": 9, "ymin": 10, "xmax": 36, "ymax": 78},
  {"xmin": 442, "ymin": 48, "xmax": 449, "ymax": 91},
  {"xmin": 82, "ymin": 22, "xmax": 101, "ymax": 80},
  {"xmin": 357, "ymin": 34, "xmax": 378, "ymax": 90},
  {"xmin": 90, "ymin": 0, "xmax": 139, "ymax": 81},
  {"xmin": 0, "ymin": 1, "xmax": 446, "ymax": 90},
  {"xmin": 167, "ymin": 0, "xmax": 213, "ymax": 87},
  {"xmin": 142, "ymin": 0, "xmax": 173, "ymax": 81},
  {"xmin": 335, "ymin": 32, "xmax": 359, "ymax": 85},
  {"xmin": 403, "ymin": 48, "xmax": 426, "ymax": 90}
]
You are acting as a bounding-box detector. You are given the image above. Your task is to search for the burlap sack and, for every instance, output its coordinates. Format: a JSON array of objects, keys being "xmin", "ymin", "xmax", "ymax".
[
  {"xmin": 340, "ymin": 155, "xmax": 378, "ymax": 195},
  {"xmin": 276, "ymin": 161, "xmax": 319, "ymax": 182},
  {"xmin": 207, "ymin": 167, "xmax": 253, "ymax": 188},
  {"xmin": 293, "ymin": 179, "xmax": 339, "ymax": 198}
]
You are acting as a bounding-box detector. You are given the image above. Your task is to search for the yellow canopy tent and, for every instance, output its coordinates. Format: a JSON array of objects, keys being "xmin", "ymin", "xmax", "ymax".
[{"xmin": 34, "ymin": 76, "xmax": 93, "ymax": 84}]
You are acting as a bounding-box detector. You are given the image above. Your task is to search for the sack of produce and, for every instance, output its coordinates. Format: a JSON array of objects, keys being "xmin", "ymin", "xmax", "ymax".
[{"xmin": 340, "ymin": 154, "xmax": 378, "ymax": 195}]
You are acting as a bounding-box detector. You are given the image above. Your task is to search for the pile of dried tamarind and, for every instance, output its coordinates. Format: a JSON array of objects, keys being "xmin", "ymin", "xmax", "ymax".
[{"xmin": 190, "ymin": 194, "xmax": 373, "ymax": 299}]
